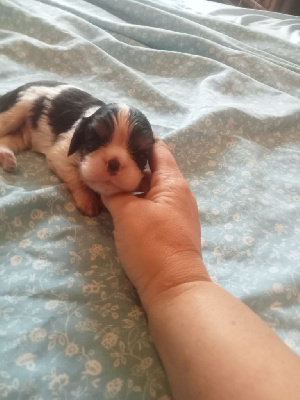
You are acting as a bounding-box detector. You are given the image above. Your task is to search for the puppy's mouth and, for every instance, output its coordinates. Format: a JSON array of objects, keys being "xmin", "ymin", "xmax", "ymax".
[
  {"xmin": 85, "ymin": 178, "xmax": 140, "ymax": 197},
  {"xmin": 99, "ymin": 180, "xmax": 124, "ymax": 195}
]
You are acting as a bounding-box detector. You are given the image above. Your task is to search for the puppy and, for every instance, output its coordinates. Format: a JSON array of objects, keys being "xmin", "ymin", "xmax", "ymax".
[{"xmin": 0, "ymin": 81, "xmax": 155, "ymax": 216}]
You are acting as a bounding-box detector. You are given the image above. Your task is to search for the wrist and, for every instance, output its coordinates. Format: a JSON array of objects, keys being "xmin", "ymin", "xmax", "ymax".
[{"xmin": 139, "ymin": 253, "xmax": 211, "ymax": 313}]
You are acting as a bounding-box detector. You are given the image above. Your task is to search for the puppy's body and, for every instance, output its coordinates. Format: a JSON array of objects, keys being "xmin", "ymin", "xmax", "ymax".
[{"xmin": 0, "ymin": 81, "xmax": 154, "ymax": 215}]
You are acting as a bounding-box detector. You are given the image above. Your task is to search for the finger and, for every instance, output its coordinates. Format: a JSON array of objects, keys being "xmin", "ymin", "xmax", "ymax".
[
  {"xmin": 102, "ymin": 192, "xmax": 139, "ymax": 217},
  {"xmin": 150, "ymin": 139, "xmax": 182, "ymax": 178},
  {"xmin": 149, "ymin": 139, "xmax": 184, "ymax": 192}
]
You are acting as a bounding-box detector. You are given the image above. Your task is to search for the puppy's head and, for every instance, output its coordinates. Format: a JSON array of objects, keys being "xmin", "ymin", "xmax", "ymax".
[{"xmin": 68, "ymin": 104, "xmax": 155, "ymax": 196}]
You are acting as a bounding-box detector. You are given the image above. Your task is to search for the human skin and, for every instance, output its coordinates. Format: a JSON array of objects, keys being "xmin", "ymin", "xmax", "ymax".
[{"xmin": 102, "ymin": 139, "xmax": 300, "ymax": 400}]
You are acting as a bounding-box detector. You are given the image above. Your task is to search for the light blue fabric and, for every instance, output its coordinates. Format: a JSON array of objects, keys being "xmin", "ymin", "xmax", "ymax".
[{"xmin": 0, "ymin": 0, "xmax": 299, "ymax": 398}]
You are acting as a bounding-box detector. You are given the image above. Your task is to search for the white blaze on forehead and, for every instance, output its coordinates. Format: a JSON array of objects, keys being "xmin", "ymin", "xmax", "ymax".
[{"xmin": 111, "ymin": 104, "xmax": 132, "ymax": 146}]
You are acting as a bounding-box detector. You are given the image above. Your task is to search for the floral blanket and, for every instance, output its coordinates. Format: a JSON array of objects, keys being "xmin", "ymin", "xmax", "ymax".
[{"xmin": 0, "ymin": 0, "xmax": 299, "ymax": 399}]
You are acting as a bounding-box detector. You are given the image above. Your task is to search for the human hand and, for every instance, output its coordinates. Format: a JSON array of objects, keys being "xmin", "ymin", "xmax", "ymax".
[
  {"xmin": 102, "ymin": 139, "xmax": 210, "ymax": 309},
  {"xmin": 105, "ymin": 142, "xmax": 300, "ymax": 400}
]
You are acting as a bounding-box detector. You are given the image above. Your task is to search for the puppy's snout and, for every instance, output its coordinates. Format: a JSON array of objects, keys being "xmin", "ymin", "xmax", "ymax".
[{"xmin": 107, "ymin": 158, "xmax": 120, "ymax": 175}]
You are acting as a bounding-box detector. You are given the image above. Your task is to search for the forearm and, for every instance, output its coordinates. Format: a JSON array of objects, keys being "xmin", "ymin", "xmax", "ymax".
[
  {"xmin": 103, "ymin": 137, "xmax": 300, "ymax": 399},
  {"xmin": 145, "ymin": 281, "xmax": 300, "ymax": 400}
]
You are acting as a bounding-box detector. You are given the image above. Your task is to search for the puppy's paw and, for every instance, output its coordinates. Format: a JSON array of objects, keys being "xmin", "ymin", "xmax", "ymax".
[
  {"xmin": 0, "ymin": 147, "xmax": 17, "ymax": 171},
  {"xmin": 73, "ymin": 189, "xmax": 103, "ymax": 217}
]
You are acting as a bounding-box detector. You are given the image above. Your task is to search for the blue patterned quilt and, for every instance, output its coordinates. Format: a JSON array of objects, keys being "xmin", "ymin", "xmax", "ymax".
[{"xmin": 0, "ymin": 0, "xmax": 299, "ymax": 399}]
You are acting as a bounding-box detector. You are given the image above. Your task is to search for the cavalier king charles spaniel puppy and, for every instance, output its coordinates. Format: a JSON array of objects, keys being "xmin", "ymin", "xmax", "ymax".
[{"xmin": 0, "ymin": 81, "xmax": 155, "ymax": 216}]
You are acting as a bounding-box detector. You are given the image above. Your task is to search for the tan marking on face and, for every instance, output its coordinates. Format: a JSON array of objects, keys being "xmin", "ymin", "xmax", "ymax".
[
  {"xmin": 77, "ymin": 104, "xmax": 144, "ymax": 196},
  {"xmin": 110, "ymin": 104, "xmax": 134, "ymax": 147}
]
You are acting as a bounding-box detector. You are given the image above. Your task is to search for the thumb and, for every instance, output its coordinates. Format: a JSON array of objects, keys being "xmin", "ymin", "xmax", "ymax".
[{"xmin": 102, "ymin": 192, "xmax": 139, "ymax": 218}]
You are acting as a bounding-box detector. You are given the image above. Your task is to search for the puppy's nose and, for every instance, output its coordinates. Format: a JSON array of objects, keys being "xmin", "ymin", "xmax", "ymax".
[{"xmin": 107, "ymin": 158, "xmax": 120, "ymax": 175}]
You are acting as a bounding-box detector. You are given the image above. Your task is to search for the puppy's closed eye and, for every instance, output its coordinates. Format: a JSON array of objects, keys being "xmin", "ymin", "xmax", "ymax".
[
  {"xmin": 127, "ymin": 108, "xmax": 154, "ymax": 170},
  {"xmin": 83, "ymin": 130, "xmax": 106, "ymax": 156},
  {"xmin": 68, "ymin": 112, "xmax": 113, "ymax": 157}
]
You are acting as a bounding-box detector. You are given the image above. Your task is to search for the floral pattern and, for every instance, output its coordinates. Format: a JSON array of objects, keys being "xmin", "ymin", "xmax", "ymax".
[{"xmin": 0, "ymin": 0, "xmax": 299, "ymax": 399}]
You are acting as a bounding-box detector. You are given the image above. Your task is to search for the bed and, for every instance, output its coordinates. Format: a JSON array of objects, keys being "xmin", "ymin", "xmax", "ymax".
[{"xmin": 0, "ymin": 0, "xmax": 299, "ymax": 398}]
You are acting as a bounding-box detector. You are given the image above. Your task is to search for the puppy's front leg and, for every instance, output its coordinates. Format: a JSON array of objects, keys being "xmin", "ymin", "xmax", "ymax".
[{"xmin": 47, "ymin": 139, "xmax": 103, "ymax": 217}]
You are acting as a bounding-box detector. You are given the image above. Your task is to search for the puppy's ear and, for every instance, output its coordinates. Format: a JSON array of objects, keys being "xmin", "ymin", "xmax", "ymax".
[{"xmin": 68, "ymin": 117, "xmax": 90, "ymax": 156}]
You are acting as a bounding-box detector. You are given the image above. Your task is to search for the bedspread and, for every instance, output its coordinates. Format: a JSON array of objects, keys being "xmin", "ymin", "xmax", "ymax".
[{"xmin": 0, "ymin": 0, "xmax": 299, "ymax": 399}]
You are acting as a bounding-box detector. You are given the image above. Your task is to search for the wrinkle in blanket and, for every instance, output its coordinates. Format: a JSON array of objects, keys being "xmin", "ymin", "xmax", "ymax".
[{"xmin": 0, "ymin": 0, "xmax": 299, "ymax": 399}]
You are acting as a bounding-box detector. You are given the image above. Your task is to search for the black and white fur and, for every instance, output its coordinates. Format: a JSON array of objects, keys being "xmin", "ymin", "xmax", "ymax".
[{"xmin": 0, "ymin": 81, "xmax": 154, "ymax": 216}]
